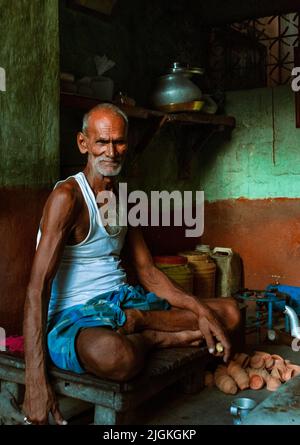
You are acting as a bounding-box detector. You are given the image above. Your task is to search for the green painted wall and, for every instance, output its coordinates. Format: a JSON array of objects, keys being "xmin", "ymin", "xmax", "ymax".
[
  {"xmin": 127, "ymin": 85, "xmax": 300, "ymax": 201},
  {"xmin": 0, "ymin": 0, "xmax": 60, "ymax": 187},
  {"xmin": 201, "ymin": 85, "xmax": 300, "ymax": 200}
]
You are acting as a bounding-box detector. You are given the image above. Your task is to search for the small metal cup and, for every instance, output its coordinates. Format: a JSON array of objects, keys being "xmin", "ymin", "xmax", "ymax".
[{"xmin": 230, "ymin": 397, "xmax": 257, "ymax": 425}]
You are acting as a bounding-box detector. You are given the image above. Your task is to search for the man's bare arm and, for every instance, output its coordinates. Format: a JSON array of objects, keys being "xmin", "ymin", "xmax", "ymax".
[
  {"xmin": 23, "ymin": 183, "xmax": 79, "ymax": 424},
  {"xmin": 126, "ymin": 227, "xmax": 231, "ymax": 361}
]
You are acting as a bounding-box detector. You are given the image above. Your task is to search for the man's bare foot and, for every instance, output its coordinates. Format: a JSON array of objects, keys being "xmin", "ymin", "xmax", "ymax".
[
  {"xmin": 190, "ymin": 339, "xmax": 204, "ymax": 347},
  {"xmin": 141, "ymin": 329, "xmax": 204, "ymax": 348}
]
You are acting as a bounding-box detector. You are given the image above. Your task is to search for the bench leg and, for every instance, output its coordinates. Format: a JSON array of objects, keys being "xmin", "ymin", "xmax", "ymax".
[
  {"xmin": 94, "ymin": 405, "xmax": 134, "ymax": 425},
  {"xmin": 94, "ymin": 405, "xmax": 119, "ymax": 425}
]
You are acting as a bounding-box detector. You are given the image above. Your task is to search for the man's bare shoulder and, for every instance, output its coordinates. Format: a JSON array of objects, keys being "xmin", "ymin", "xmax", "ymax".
[
  {"xmin": 49, "ymin": 177, "xmax": 82, "ymax": 203},
  {"xmin": 42, "ymin": 178, "xmax": 82, "ymax": 225},
  {"xmin": 52, "ymin": 177, "xmax": 81, "ymax": 201}
]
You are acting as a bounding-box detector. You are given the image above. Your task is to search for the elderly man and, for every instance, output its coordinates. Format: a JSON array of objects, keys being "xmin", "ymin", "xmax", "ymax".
[{"xmin": 23, "ymin": 103, "xmax": 240, "ymax": 425}]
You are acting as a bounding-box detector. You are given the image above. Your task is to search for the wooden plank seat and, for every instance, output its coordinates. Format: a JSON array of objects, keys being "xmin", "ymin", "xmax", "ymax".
[{"xmin": 0, "ymin": 346, "xmax": 211, "ymax": 425}]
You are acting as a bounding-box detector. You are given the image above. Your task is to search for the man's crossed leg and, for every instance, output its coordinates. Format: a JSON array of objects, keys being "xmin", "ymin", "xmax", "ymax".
[{"xmin": 76, "ymin": 298, "xmax": 241, "ymax": 381}]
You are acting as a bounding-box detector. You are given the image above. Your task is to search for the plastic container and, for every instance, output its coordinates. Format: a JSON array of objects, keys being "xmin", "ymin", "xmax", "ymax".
[
  {"xmin": 178, "ymin": 251, "xmax": 216, "ymax": 299},
  {"xmin": 154, "ymin": 256, "xmax": 194, "ymax": 294},
  {"xmin": 211, "ymin": 247, "xmax": 242, "ymax": 298}
]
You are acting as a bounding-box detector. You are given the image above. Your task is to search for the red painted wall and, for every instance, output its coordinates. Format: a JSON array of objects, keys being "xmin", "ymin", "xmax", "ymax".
[
  {"xmin": 201, "ymin": 198, "xmax": 300, "ymax": 290},
  {"xmin": 0, "ymin": 189, "xmax": 49, "ymax": 335},
  {"xmin": 142, "ymin": 198, "xmax": 300, "ymax": 290}
]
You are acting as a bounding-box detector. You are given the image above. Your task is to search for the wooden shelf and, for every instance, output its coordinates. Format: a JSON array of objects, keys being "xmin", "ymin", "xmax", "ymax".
[
  {"xmin": 60, "ymin": 92, "xmax": 163, "ymax": 120},
  {"xmin": 60, "ymin": 92, "xmax": 236, "ymax": 129},
  {"xmin": 166, "ymin": 112, "xmax": 236, "ymax": 128}
]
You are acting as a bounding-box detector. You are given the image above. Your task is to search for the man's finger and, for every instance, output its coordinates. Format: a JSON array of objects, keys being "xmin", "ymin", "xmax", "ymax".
[
  {"xmin": 51, "ymin": 405, "xmax": 68, "ymax": 426},
  {"xmin": 214, "ymin": 332, "xmax": 231, "ymax": 362},
  {"xmin": 199, "ymin": 309, "xmax": 231, "ymax": 361},
  {"xmin": 201, "ymin": 324, "xmax": 215, "ymax": 353},
  {"xmin": 33, "ymin": 416, "xmax": 49, "ymax": 425}
]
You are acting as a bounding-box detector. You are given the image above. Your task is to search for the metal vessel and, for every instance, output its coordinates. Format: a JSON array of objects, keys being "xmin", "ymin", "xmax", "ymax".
[{"xmin": 151, "ymin": 62, "xmax": 204, "ymax": 109}]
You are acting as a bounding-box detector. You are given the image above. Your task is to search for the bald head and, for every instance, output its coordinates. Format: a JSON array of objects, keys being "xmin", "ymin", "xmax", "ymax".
[{"xmin": 82, "ymin": 103, "xmax": 128, "ymax": 136}]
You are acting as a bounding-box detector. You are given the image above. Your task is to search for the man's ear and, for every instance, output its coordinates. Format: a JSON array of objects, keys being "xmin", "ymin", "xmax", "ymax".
[{"xmin": 77, "ymin": 132, "xmax": 88, "ymax": 154}]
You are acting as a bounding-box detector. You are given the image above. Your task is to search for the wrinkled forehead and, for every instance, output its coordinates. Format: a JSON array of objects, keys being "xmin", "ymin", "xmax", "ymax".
[{"xmin": 87, "ymin": 110, "xmax": 127, "ymax": 137}]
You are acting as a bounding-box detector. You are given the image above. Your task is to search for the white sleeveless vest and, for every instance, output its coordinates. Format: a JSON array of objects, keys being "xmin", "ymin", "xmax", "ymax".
[{"xmin": 37, "ymin": 172, "xmax": 128, "ymax": 318}]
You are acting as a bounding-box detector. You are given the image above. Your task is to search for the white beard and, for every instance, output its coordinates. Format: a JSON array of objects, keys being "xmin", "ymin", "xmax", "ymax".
[{"xmin": 95, "ymin": 160, "xmax": 123, "ymax": 177}]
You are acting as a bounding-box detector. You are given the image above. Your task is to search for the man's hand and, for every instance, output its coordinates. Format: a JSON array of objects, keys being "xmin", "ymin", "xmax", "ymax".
[
  {"xmin": 23, "ymin": 377, "xmax": 67, "ymax": 425},
  {"xmin": 196, "ymin": 302, "xmax": 231, "ymax": 363}
]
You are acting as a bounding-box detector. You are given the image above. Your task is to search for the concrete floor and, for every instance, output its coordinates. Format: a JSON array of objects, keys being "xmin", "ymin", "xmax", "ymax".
[
  {"xmin": 67, "ymin": 343, "xmax": 300, "ymax": 425},
  {"xmin": 137, "ymin": 344, "xmax": 300, "ymax": 425}
]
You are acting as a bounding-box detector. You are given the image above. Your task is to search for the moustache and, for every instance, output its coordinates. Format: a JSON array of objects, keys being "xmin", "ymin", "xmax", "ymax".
[{"xmin": 97, "ymin": 157, "xmax": 121, "ymax": 164}]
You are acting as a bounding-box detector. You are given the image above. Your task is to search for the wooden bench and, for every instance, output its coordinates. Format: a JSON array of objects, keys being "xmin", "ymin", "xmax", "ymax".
[{"xmin": 0, "ymin": 346, "xmax": 211, "ymax": 425}]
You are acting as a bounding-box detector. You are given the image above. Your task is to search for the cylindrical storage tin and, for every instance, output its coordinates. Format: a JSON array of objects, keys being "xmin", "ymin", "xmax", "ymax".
[
  {"xmin": 178, "ymin": 251, "xmax": 216, "ymax": 299},
  {"xmin": 153, "ymin": 255, "xmax": 194, "ymax": 294}
]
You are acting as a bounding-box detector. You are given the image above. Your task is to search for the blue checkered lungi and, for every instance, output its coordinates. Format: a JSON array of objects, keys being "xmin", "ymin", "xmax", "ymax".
[{"xmin": 47, "ymin": 284, "xmax": 170, "ymax": 373}]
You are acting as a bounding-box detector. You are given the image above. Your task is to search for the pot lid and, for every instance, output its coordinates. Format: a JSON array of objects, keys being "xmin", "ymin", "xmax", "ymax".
[{"xmin": 170, "ymin": 62, "xmax": 204, "ymax": 75}]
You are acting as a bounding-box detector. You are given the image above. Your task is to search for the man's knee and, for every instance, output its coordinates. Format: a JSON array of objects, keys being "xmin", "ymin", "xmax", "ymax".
[
  {"xmin": 111, "ymin": 336, "xmax": 144, "ymax": 381},
  {"xmin": 77, "ymin": 330, "xmax": 143, "ymax": 381}
]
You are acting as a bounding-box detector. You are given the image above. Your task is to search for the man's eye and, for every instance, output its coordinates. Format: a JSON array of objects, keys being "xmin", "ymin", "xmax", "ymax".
[{"xmin": 96, "ymin": 141, "xmax": 127, "ymax": 146}]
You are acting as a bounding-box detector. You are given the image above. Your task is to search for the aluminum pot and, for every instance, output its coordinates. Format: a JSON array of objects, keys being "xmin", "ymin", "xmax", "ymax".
[{"xmin": 151, "ymin": 62, "xmax": 204, "ymax": 109}]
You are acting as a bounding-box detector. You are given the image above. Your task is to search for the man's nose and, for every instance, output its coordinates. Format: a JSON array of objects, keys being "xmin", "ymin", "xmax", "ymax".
[{"xmin": 106, "ymin": 141, "xmax": 116, "ymax": 158}]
